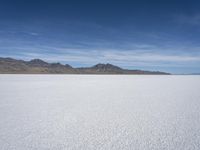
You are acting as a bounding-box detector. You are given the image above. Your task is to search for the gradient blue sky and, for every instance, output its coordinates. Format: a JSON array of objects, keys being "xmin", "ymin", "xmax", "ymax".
[{"xmin": 0, "ymin": 0, "xmax": 200, "ymax": 73}]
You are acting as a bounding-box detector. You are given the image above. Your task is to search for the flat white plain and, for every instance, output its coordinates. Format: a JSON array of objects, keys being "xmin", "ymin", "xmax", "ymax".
[{"xmin": 0, "ymin": 75, "xmax": 200, "ymax": 150}]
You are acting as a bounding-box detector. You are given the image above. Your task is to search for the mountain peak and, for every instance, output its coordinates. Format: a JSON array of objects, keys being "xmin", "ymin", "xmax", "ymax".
[
  {"xmin": 92, "ymin": 63, "xmax": 122, "ymax": 70},
  {"xmin": 90, "ymin": 63, "xmax": 123, "ymax": 73},
  {"xmin": 28, "ymin": 59, "xmax": 49, "ymax": 67},
  {"xmin": 29, "ymin": 59, "xmax": 47, "ymax": 63}
]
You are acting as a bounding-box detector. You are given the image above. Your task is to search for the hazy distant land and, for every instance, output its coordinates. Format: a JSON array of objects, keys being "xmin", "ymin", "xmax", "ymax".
[{"xmin": 0, "ymin": 57, "xmax": 170, "ymax": 74}]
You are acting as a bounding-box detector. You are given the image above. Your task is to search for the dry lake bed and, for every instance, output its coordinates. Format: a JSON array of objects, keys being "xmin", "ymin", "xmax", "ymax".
[{"xmin": 0, "ymin": 75, "xmax": 200, "ymax": 150}]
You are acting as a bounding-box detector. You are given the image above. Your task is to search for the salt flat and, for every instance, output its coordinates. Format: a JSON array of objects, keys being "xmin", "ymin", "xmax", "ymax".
[{"xmin": 0, "ymin": 75, "xmax": 200, "ymax": 150}]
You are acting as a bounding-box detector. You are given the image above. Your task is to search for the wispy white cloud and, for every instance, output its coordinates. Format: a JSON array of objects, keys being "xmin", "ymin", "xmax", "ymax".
[
  {"xmin": 1, "ymin": 46, "xmax": 200, "ymax": 68},
  {"xmin": 27, "ymin": 32, "xmax": 39, "ymax": 36},
  {"xmin": 103, "ymin": 51, "xmax": 200, "ymax": 62}
]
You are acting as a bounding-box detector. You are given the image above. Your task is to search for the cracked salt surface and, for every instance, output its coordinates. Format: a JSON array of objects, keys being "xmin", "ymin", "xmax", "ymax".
[{"xmin": 0, "ymin": 75, "xmax": 200, "ymax": 150}]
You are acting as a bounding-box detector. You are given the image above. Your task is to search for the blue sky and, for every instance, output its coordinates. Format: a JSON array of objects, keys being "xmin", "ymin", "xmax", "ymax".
[{"xmin": 0, "ymin": 0, "xmax": 200, "ymax": 73}]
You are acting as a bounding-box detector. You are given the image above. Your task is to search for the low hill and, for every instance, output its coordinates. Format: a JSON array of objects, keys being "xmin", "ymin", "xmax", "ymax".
[{"xmin": 0, "ymin": 57, "xmax": 170, "ymax": 74}]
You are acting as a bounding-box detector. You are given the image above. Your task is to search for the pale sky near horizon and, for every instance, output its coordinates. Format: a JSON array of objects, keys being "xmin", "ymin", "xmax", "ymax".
[{"xmin": 0, "ymin": 0, "xmax": 200, "ymax": 73}]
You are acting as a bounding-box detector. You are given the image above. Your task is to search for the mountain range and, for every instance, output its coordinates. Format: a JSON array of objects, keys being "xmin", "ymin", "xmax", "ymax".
[{"xmin": 0, "ymin": 57, "xmax": 170, "ymax": 74}]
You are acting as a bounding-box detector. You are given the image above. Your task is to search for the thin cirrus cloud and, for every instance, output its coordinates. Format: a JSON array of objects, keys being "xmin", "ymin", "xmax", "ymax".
[
  {"xmin": 4, "ymin": 47, "xmax": 199, "ymax": 68},
  {"xmin": 174, "ymin": 13, "xmax": 200, "ymax": 26}
]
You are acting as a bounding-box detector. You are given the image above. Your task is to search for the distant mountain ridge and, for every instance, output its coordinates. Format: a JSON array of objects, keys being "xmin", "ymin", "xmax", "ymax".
[{"xmin": 0, "ymin": 57, "xmax": 170, "ymax": 74}]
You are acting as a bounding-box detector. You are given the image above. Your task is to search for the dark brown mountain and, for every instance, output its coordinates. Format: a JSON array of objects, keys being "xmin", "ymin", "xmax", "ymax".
[
  {"xmin": 0, "ymin": 57, "xmax": 170, "ymax": 74},
  {"xmin": 0, "ymin": 58, "xmax": 75, "ymax": 74},
  {"xmin": 76, "ymin": 63, "xmax": 170, "ymax": 74}
]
